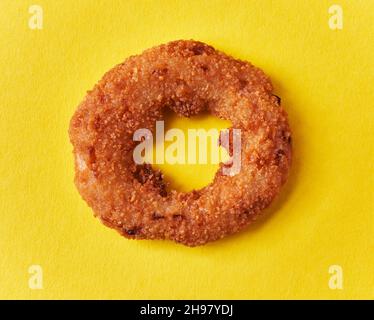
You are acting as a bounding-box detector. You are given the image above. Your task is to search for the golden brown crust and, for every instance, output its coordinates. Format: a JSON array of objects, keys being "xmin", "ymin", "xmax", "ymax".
[{"xmin": 69, "ymin": 40, "xmax": 292, "ymax": 246}]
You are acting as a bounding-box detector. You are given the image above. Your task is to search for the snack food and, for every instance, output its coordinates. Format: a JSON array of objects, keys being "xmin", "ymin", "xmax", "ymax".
[{"xmin": 69, "ymin": 40, "xmax": 292, "ymax": 246}]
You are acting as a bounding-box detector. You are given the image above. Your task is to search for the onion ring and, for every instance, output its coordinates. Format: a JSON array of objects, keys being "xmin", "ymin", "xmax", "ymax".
[{"xmin": 69, "ymin": 40, "xmax": 292, "ymax": 246}]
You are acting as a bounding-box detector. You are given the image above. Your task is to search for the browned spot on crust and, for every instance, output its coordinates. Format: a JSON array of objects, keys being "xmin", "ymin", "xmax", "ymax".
[
  {"xmin": 133, "ymin": 164, "xmax": 168, "ymax": 197},
  {"xmin": 152, "ymin": 212, "xmax": 165, "ymax": 220},
  {"xmin": 172, "ymin": 214, "xmax": 185, "ymax": 220},
  {"xmin": 123, "ymin": 227, "xmax": 141, "ymax": 236},
  {"xmin": 191, "ymin": 43, "xmax": 208, "ymax": 55},
  {"xmin": 239, "ymin": 79, "xmax": 248, "ymax": 90},
  {"xmin": 272, "ymin": 94, "xmax": 281, "ymax": 105},
  {"xmin": 199, "ymin": 64, "xmax": 209, "ymax": 72}
]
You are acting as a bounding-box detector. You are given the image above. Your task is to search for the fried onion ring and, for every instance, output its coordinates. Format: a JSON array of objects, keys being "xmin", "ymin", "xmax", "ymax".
[{"xmin": 69, "ymin": 40, "xmax": 292, "ymax": 246}]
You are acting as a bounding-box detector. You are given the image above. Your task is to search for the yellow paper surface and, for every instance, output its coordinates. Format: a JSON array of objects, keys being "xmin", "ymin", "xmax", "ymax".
[{"xmin": 0, "ymin": 0, "xmax": 373, "ymax": 299}]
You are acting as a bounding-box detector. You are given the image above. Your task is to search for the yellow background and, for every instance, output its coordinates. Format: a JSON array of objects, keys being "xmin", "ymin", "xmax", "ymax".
[{"xmin": 0, "ymin": 0, "xmax": 373, "ymax": 299}]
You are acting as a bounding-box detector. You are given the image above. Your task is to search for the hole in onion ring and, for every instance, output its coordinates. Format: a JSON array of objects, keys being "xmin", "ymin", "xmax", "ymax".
[{"xmin": 150, "ymin": 109, "xmax": 232, "ymax": 193}]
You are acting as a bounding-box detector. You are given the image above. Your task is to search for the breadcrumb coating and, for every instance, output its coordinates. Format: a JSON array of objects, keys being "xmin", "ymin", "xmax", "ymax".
[{"xmin": 69, "ymin": 40, "xmax": 292, "ymax": 246}]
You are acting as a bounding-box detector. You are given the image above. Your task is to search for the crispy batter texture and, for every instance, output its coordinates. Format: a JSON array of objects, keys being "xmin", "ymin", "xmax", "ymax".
[{"xmin": 69, "ymin": 40, "xmax": 292, "ymax": 246}]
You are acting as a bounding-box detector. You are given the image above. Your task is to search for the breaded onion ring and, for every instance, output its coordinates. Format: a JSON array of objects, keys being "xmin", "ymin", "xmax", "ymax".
[{"xmin": 69, "ymin": 40, "xmax": 292, "ymax": 246}]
